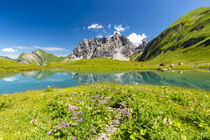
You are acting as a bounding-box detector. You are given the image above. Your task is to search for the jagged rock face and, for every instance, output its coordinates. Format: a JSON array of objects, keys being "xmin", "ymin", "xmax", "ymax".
[
  {"xmin": 17, "ymin": 53, "xmax": 40, "ymax": 65},
  {"xmin": 134, "ymin": 40, "xmax": 149, "ymax": 54},
  {"xmin": 69, "ymin": 33, "xmax": 144, "ymax": 61}
]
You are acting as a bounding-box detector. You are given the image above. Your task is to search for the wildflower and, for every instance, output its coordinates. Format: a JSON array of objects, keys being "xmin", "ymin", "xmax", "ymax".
[
  {"xmin": 69, "ymin": 105, "xmax": 77, "ymax": 112},
  {"xmin": 77, "ymin": 124, "xmax": 80, "ymax": 127},
  {"xmin": 77, "ymin": 118, "xmax": 83, "ymax": 122},
  {"xmin": 163, "ymin": 118, "xmax": 173, "ymax": 124},
  {"xmin": 77, "ymin": 111, "xmax": 83, "ymax": 115},
  {"xmin": 71, "ymin": 123, "xmax": 75, "ymax": 126},
  {"xmin": 48, "ymin": 131, "xmax": 52, "ymax": 135},
  {"xmin": 72, "ymin": 116, "xmax": 78, "ymax": 120},
  {"xmin": 72, "ymin": 137, "xmax": 76, "ymax": 140},
  {"xmin": 66, "ymin": 123, "xmax": 70, "ymax": 126},
  {"xmin": 92, "ymin": 128, "xmax": 97, "ymax": 134},
  {"xmin": 55, "ymin": 125, "xmax": 60, "ymax": 129},
  {"xmin": 112, "ymin": 119, "xmax": 120, "ymax": 125},
  {"xmin": 123, "ymin": 111, "xmax": 130, "ymax": 117},
  {"xmin": 106, "ymin": 97, "xmax": 111, "ymax": 100},
  {"xmin": 115, "ymin": 108, "xmax": 121, "ymax": 112},
  {"xmin": 103, "ymin": 101, "xmax": 108, "ymax": 104},
  {"xmin": 61, "ymin": 122, "xmax": 66, "ymax": 128},
  {"xmin": 90, "ymin": 99, "xmax": 96, "ymax": 102}
]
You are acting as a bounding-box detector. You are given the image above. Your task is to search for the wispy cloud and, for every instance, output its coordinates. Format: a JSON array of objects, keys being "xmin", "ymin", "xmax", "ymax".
[
  {"xmin": 15, "ymin": 46, "xmax": 32, "ymax": 50},
  {"xmin": 127, "ymin": 33, "xmax": 147, "ymax": 46},
  {"xmin": 96, "ymin": 35, "xmax": 103, "ymax": 38},
  {"xmin": 1, "ymin": 48, "xmax": 18, "ymax": 53},
  {"xmin": 33, "ymin": 46, "xmax": 66, "ymax": 51},
  {"xmin": 114, "ymin": 24, "xmax": 130, "ymax": 33},
  {"xmin": 107, "ymin": 24, "xmax": 112, "ymax": 29},
  {"xmin": 88, "ymin": 24, "xmax": 103, "ymax": 29}
]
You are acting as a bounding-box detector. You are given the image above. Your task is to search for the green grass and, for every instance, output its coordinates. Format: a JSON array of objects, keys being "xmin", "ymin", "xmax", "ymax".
[
  {"xmin": 0, "ymin": 57, "xmax": 209, "ymax": 73},
  {"xmin": 0, "ymin": 83, "xmax": 209, "ymax": 139},
  {"xmin": 46, "ymin": 58, "xmax": 210, "ymax": 71},
  {"xmin": 140, "ymin": 7, "xmax": 210, "ymax": 63},
  {"xmin": 0, "ymin": 58, "xmax": 43, "ymax": 72}
]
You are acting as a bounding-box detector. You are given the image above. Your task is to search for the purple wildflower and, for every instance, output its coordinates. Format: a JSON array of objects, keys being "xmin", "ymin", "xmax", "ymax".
[
  {"xmin": 69, "ymin": 106, "xmax": 77, "ymax": 112},
  {"xmin": 72, "ymin": 116, "xmax": 78, "ymax": 120},
  {"xmin": 72, "ymin": 137, "xmax": 76, "ymax": 140},
  {"xmin": 123, "ymin": 111, "xmax": 130, "ymax": 117},
  {"xmin": 103, "ymin": 101, "xmax": 108, "ymax": 104},
  {"xmin": 115, "ymin": 108, "xmax": 121, "ymax": 112},
  {"xmin": 90, "ymin": 99, "xmax": 96, "ymax": 102},
  {"xmin": 61, "ymin": 122, "xmax": 66, "ymax": 128},
  {"xmin": 77, "ymin": 111, "xmax": 83, "ymax": 115},
  {"xmin": 66, "ymin": 123, "xmax": 70, "ymax": 126},
  {"xmin": 77, "ymin": 124, "xmax": 80, "ymax": 127},
  {"xmin": 92, "ymin": 128, "xmax": 97, "ymax": 134},
  {"xmin": 48, "ymin": 131, "xmax": 52, "ymax": 135},
  {"xmin": 77, "ymin": 118, "xmax": 83, "ymax": 122},
  {"xmin": 112, "ymin": 119, "xmax": 120, "ymax": 125},
  {"xmin": 71, "ymin": 123, "xmax": 75, "ymax": 126},
  {"xmin": 55, "ymin": 125, "xmax": 60, "ymax": 129}
]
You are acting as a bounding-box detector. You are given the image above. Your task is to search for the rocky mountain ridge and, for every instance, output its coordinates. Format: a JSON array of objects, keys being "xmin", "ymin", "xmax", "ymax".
[{"xmin": 67, "ymin": 33, "xmax": 147, "ymax": 61}]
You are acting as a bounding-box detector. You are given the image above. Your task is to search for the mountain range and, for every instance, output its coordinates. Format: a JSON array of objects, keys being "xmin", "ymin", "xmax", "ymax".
[{"xmin": 1, "ymin": 7, "xmax": 209, "ymax": 66}]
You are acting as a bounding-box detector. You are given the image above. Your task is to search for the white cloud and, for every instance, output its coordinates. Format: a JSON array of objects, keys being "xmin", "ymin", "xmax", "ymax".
[
  {"xmin": 96, "ymin": 35, "xmax": 103, "ymax": 38},
  {"xmin": 107, "ymin": 24, "xmax": 112, "ymax": 29},
  {"xmin": 1, "ymin": 48, "xmax": 17, "ymax": 53},
  {"xmin": 88, "ymin": 24, "xmax": 103, "ymax": 29},
  {"xmin": 114, "ymin": 24, "xmax": 129, "ymax": 33},
  {"xmin": 2, "ymin": 77, "xmax": 17, "ymax": 82},
  {"xmin": 15, "ymin": 46, "xmax": 32, "ymax": 50},
  {"xmin": 128, "ymin": 33, "xmax": 147, "ymax": 46},
  {"xmin": 33, "ymin": 46, "xmax": 66, "ymax": 51}
]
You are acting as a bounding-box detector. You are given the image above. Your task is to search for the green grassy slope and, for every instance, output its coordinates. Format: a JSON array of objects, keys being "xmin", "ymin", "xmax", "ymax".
[
  {"xmin": 18, "ymin": 49, "xmax": 67, "ymax": 66},
  {"xmin": 0, "ymin": 83, "xmax": 209, "ymax": 139},
  {"xmin": 0, "ymin": 58, "xmax": 43, "ymax": 72},
  {"xmin": 139, "ymin": 7, "xmax": 210, "ymax": 64},
  {"xmin": 0, "ymin": 56, "xmax": 16, "ymax": 61}
]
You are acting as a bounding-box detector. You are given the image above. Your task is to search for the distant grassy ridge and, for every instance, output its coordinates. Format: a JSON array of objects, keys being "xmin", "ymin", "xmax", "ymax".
[
  {"xmin": 0, "ymin": 83, "xmax": 209, "ymax": 139},
  {"xmin": 0, "ymin": 58, "xmax": 43, "ymax": 72}
]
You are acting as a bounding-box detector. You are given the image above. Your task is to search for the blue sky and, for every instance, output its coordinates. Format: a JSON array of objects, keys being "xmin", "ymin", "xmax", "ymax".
[{"xmin": 0, "ymin": 0, "xmax": 209, "ymax": 58}]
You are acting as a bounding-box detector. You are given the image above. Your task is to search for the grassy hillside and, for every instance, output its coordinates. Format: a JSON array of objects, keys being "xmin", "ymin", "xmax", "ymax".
[
  {"xmin": 139, "ymin": 7, "xmax": 210, "ymax": 64},
  {"xmin": 0, "ymin": 58, "xmax": 43, "ymax": 72},
  {"xmin": 0, "ymin": 56, "xmax": 16, "ymax": 61},
  {"xmin": 0, "ymin": 83, "xmax": 209, "ymax": 139},
  {"xmin": 18, "ymin": 49, "xmax": 67, "ymax": 66}
]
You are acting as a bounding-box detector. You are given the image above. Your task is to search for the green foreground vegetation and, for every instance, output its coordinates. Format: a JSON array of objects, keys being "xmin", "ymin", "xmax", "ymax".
[{"xmin": 0, "ymin": 83, "xmax": 209, "ymax": 139}]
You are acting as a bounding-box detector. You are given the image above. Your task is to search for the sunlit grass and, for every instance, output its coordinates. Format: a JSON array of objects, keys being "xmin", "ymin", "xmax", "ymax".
[{"xmin": 0, "ymin": 83, "xmax": 209, "ymax": 139}]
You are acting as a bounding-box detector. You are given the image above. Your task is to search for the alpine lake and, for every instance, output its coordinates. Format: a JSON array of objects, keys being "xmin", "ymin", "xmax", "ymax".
[{"xmin": 0, "ymin": 70, "xmax": 210, "ymax": 94}]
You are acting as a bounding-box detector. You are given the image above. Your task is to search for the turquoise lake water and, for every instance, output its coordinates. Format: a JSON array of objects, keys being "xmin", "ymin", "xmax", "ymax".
[{"xmin": 0, "ymin": 71, "xmax": 210, "ymax": 94}]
